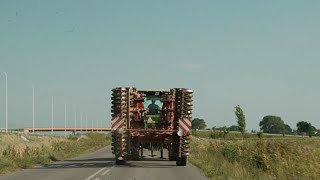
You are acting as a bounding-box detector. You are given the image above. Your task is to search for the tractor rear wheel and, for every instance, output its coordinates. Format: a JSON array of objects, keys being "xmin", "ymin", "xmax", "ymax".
[
  {"xmin": 116, "ymin": 158, "xmax": 126, "ymax": 165},
  {"xmin": 176, "ymin": 156, "xmax": 187, "ymax": 166},
  {"xmin": 131, "ymin": 137, "xmax": 140, "ymax": 160},
  {"xmin": 168, "ymin": 144, "xmax": 176, "ymax": 161}
]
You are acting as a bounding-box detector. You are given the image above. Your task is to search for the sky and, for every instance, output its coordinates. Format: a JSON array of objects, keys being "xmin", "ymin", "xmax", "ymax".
[{"xmin": 0, "ymin": 0, "xmax": 320, "ymax": 130}]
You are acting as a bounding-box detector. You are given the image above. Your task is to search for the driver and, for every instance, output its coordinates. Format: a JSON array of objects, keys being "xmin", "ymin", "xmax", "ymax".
[{"xmin": 148, "ymin": 100, "xmax": 160, "ymax": 114}]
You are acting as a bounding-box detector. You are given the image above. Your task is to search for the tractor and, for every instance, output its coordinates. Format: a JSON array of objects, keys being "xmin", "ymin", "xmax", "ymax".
[{"xmin": 111, "ymin": 88, "xmax": 193, "ymax": 166}]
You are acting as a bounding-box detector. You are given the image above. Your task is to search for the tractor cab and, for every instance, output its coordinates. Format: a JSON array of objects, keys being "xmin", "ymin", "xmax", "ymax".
[
  {"xmin": 137, "ymin": 90, "xmax": 169, "ymax": 128},
  {"xmin": 145, "ymin": 98, "xmax": 161, "ymax": 115},
  {"xmin": 143, "ymin": 97, "xmax": 160, "ymax": 128}
]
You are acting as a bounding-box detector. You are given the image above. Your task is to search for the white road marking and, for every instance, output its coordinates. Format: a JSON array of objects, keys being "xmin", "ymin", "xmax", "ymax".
[
  {"xmin": 101, "ymin": 169, "xmax": 111, "ymax": 176},
  {"xmin": 85, "ymin": 167, "xmax": 107, "ymax": 180}
]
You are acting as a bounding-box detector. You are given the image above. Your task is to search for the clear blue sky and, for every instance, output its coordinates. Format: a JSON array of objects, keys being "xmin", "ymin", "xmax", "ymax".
[{"xmin": 0, "ymin": 0, "xmax": 320, "ymax": 130}]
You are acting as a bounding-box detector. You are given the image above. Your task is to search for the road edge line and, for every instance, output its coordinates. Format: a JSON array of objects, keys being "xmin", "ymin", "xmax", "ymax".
[{"xmin": 85, "ymin": 167, "xmax": 107, "ymax": 180}]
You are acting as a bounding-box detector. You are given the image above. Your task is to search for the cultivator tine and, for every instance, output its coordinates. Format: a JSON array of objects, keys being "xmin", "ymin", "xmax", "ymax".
[{"xmin": 183, "ymin": 89, "xmax": 193, "ymax": 117}]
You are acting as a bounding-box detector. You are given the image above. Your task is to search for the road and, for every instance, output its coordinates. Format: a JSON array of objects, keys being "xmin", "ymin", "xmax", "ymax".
[{"xmin": 0, "ymin": 146, "xmax": 208, "ymax": 180}]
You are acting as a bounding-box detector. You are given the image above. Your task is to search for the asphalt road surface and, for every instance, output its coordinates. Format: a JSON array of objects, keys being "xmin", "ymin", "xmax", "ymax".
[{"xmin": 0, "ymin": 146, "xmax": 208, "ymax": 180}]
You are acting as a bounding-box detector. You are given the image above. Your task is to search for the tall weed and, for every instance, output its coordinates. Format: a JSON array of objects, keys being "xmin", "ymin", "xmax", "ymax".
[{"xmin": 190, "ymin": 137, "xmax": 320, "ymax": 180}]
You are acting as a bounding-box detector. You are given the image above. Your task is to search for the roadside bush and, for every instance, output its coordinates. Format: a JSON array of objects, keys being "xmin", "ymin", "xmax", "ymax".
[
  {"xmin": 220, "ymin": 144, "xmax": 239, "ymax": 163},
  {"xmin": 257, "ymin": 132, "xmax": 263, "ymax": 139}
]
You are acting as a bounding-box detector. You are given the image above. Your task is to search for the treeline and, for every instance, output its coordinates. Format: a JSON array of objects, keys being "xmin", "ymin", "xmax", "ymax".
[{"xmin": 192, "ymin": 106, "xmax": 319, "ymax": 137}]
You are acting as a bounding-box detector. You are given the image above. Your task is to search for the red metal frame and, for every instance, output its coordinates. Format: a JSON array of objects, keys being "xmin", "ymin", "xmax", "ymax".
[
  {"xmin": 111, "ymin": 88, "xmax": 193, "ymax": 166},
  {"xmin": 127, "ymin": 92, "xmax": 176, "ymax": 145}
]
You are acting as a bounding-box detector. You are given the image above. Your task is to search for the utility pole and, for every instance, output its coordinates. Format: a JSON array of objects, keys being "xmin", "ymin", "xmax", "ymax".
[
  {"xmin": 51, "ymin": 96, "xmax": 54, "ymax": 136},
  {"xmin": 65, "ymin": 104, "xmax": 67, "ymax": 137},
  {"xmin": 80, "ymin": 112, "xmax": 83, "ymax": 133},
  {"xmin": 100, "ymin": 119, "xmax": 103, "ymax": 132},
  {"xmin": 0, "ymin": 72, "xmax": 8, "ymax": 133},
  {"xmin": 86, "ymin": 113, "xmax": 88, "ymax": 132},
  {"xmin": 74, "ymin": 106, "xmax": 77, "ymax": 135},
  {"xmin": 91, "ymin": 116, "xmax": 93, "ymax": 132},
  {"xmin": 32, "ymin": 84, "xmax": 35, "ymax": 134},
  {"xmin": 96, "ymin": 120, "xmax": 98, "ymax": 132}
]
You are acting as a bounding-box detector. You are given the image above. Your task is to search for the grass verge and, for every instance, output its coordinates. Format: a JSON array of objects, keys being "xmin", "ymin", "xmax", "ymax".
[
  {"xmin": 192, "ymin": 130, "xmax": 310, "ymax": 140},
  {"xmin": 0, "ymin": 133, "xmax": 111, "ymax": 175},
  {"xmin": 189, "ymin": 137, "xmax": 320, "ymax": 180}
]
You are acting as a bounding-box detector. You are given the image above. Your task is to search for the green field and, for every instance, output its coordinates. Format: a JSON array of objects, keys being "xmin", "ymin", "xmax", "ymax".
[
  {"xmin": 191, "ymin": 130, "xmax": 312, "ymax": 140},
  {"xmin": 189, "ymin": 133, "xmax": 320, "ymax": 180}
]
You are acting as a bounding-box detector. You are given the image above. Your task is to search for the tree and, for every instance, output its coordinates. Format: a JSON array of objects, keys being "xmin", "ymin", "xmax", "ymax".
[
  {"xmin": 192, "ymin": 118, "xmax": 207, "ymax": 130},
  {"xmin": 284, "ymin": 124, "xmax": 293, "ymax": 134},
  {"xmin": 234, "ymin": 105, "xmax": 246, "ymax": 136},
  {"xmin": 259, "ymin": 116, "xmax": 284, "ymax": 134},
  {"xmin": 228, "ymin": 125, "xmax": 239, "ymax": 131},
  {"xmin": 297, "ymin": 121, "xmax": 316, "ymax": 137}
]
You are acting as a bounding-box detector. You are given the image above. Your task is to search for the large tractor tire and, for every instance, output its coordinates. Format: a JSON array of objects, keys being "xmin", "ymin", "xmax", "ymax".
[
  {"xmin": 168, "ymin": 143, "xmax": 177, "ymax": 161},
  {"xmin": 116, "ymin": 158, "xmax": 126, "ymax": 165},
  {"xmin": 176, "ymin": 156, "xmax": 187, "ymax": 166},
  {"xmin": 131, "ymin": 137, "xmax": 140, "ymax": 160}
]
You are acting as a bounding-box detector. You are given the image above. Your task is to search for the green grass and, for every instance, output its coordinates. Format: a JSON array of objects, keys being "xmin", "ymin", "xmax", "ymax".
[
  {"xmin": 189, "ymin": 137, "xmax": 320, "ymax": 180},
  {"xmin": 0, "ymin": 133, "xmax": 111, "ymax": 175},
  {"xmin": 192, "ymin": 130, "xmax": 312, "ymax": 140}
]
